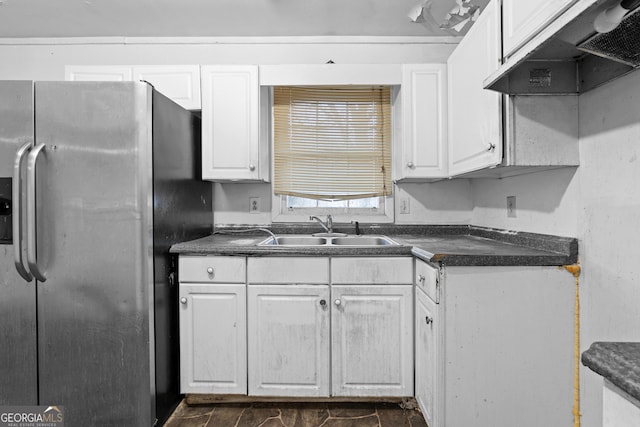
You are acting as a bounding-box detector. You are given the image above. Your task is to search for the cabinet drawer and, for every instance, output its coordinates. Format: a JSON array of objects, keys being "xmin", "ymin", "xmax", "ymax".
[
  {"xmin": 248, "ymin": 257, "xmax": 329, "ymax": 284},
  {"xmin": 415, "ymin": 259, "xmax": 439, "ymax": 303},
  {"xmin": 331, "ymin": 257, "xmax": 413, "ymax": 284},
  {"xmin": 179, "ymin": 256, "xmax": 246, "ymax": 283}
]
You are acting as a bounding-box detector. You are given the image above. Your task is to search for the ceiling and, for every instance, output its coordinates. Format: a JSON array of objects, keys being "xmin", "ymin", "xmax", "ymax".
[{"xmin": 0, "ymin": 0, "xmax": 488, "ymax": 39}]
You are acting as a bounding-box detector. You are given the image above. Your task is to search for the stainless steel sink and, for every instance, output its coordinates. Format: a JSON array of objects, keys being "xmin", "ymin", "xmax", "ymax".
[
  {"xmin": 331, "ymin": 236, "xmax": 398, "ymax": 246},
  {"xmin": 263, "ymin": 236, "xmax": 328, "ymax": 246},
  {"xmin": 257, "ymin": 235, "xmax": 399, "ymax": 247}
]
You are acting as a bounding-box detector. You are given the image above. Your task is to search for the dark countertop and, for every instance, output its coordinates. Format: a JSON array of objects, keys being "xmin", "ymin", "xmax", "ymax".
[
  {"xmin": 582, "ymin": 342, "xmax": 640, "ymax": 402},
  {"xmin": 170, "ymin": 225, "xmax": 578, "ymax": 267}
]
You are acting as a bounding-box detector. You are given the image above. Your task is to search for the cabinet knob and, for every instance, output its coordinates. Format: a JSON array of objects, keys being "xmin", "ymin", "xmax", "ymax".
[
  {"xmin": 418, "ymin": 274, "xmax": 425, "ymax": 283},
  {"xmin": 487, "ymin": 143, "xmax": 496, "ymax": 152},
  {"xmin": 334, "ymin": 299, "xmax": 342, "ymax": 306},
  {"xmin": 406, "ymin": 162, "xmax": 415, "ymax": 169},
  {"xmin": 180, "ymin": 297, "xmax": 187, "ymax": 305},
  {"xmin": 249, "ymin": 164, "xmax": 256, "ymax": 172},
  {"xmin": 425, "ymin": 316, "xmax": 433, "ymax": 325},
  {"xmin": 206, "ymin": 267, "xmax": 214, "ymax": 275},
  {"xmin": 320, "ymin": 299, "xmax": 327, "ymax": 307}
]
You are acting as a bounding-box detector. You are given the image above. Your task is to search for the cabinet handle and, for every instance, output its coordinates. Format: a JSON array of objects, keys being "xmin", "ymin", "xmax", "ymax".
[
  {"xmin": 425, "ymin": 316, "xmax": 433, "ymax": 325},
  {"xmin": 249, "ymin": 164, "xmax": 256, "ymax": 172},
  {"xmin": 180, "ymin": 297, "xmax": 187, "ymax": 305},
  {"xmin": 206, "ymin": 267, "xmax": 214, "ymax": 275},
  {"xmin": 418, "ymin": 274, "xmax": 425, "ymax": 283},
  {"xmin": 406, "ymin": 162, "xmax": 415, "ymax": 169},
  {"xmin": 487, "ymin": 143, "xmax": 496, "ymax": 152},
  {"xmin": 334, "ymin": 299, "xmax": 342, "ymax": 306}
]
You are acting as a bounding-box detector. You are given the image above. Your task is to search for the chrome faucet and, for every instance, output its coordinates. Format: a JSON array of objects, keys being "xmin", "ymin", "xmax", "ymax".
[{"xmin": 310, "ymin": 215, "xmax": 333, "ymax": 234}]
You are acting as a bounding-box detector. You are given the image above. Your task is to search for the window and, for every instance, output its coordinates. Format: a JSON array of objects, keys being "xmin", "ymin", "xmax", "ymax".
[{"xmin": 272, "ymin": 85, "xmax": 394, "ymax": 223}]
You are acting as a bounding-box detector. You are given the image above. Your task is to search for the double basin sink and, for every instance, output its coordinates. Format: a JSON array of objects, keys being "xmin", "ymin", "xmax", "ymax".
[{"xmin": 258, "ymin": 234, "xmax": 399, "ymax": 247}]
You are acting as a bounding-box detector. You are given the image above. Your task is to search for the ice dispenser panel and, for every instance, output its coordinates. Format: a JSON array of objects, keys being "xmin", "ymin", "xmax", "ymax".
[{"xmin": 0, "ymin": 177, "xmax": 12, "ymax": 244}]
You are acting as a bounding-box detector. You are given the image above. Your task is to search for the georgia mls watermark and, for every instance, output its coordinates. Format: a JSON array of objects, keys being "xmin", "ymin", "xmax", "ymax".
[{"xmin": 0, "ymin": 406, "xmax": 64, "ymax": 427}]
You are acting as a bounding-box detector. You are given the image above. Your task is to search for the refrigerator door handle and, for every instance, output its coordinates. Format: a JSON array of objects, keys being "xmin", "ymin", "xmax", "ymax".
[
  {"xmin": 12, "ymin": 142, "xmax": 33, "ymax": 282},
  {"xmin": 26, "ymin": 143, "xmax": 46, "ymax": 282}
]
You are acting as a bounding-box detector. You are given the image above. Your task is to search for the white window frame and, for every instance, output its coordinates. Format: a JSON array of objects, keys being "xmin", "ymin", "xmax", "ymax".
[{"xmin": 271, "ymin": 86, "xmax": 399, "ymax": 224}]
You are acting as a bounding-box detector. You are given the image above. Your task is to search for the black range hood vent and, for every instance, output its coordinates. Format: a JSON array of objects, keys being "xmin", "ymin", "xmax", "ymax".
[{"xmin": 578, "ymin": 7, "xmax": 640, "ymax": 66}]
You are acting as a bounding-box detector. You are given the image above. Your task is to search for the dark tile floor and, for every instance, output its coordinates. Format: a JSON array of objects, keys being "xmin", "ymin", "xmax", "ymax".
[{"xmin": 164, "ymin": 400, "xmax": 429, "ymax": 427}]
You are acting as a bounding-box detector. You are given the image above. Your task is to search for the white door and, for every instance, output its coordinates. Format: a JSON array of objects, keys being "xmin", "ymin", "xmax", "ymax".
[
  {"xmin": 502, "ymin": 0, "xmax": 579, "ymax": 57},
  {"xmin": 415, "ymin": 288, "xmax": 438, "ymax": 427},
  {"xmin": 447, "ymin": 0, "xmax": 502, "ymax": 176},
  {"xmin": 397, "ymin": 64, "xmax": 448, "ymax": 180},
  {"xmin": 248, "ymin": 285, "xmax": 330, "ymax": 397},
  {"xmin": 133, "ymin": 65, "xmax": 201, "ymax": 110},
  {"xmin": 331, "ymin": 285, "xmax": 413, "ymax": 397},
  {"xmin": 179, "ymin": 283, "xmax": 247, "ymax": 394},
  {"xmin": 201, "ymin": 65, "xmax": 262, "ymax": 181}
]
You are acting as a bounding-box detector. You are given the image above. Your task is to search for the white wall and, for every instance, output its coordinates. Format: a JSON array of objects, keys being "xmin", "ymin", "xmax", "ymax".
[
  {"xmin": 213, "ymin": 181, "xmax": 474, "ymax": 226},
  {"xmin": 577, "ymin": 69, "xmax": 640, "ymax": 427},
  {"xmin": 0, "ymin": 37, "xmax": 467, "ymax": 226},
  {"xmin": 470, "ymin": 69, "xmax": 640, "ymax": 427},
  {"xmin": 470, "ymin": 167, "xmax": 580, "ymax": 237},
  {"xmin": 395, "ymin": 181, "xmax": 473, "ymax": 225}
]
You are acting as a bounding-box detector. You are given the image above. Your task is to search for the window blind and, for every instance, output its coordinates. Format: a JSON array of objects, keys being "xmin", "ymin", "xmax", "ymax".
[{"xmin": 273, "ymin": 86, "xmax": 392, "ymax": 201}]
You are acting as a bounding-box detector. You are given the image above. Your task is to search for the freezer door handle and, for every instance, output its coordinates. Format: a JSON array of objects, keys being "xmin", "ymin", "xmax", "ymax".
[
  {"xmin": 26, "ymin": 143, "xmax": 46, "ymax": 282},
  {"xmin": 12, "ymin": 142, "xmax": 33, "ymax": 282}
]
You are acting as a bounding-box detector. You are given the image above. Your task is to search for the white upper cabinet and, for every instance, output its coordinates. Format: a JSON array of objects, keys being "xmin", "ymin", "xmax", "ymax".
[
  {"xmin": 396, "ymin": 64, "xmax": 448, "ymax": 181},
  {"xmin": 502, "ymin": 0, "xmax": 579, "ymax": 58},
  {"xmin": 133, "ymin": 65, "xmax": 201, "ymax": 110},
  {"xmin": 201, "ymin": 65, "xmax": 267, "ymax": 182},
  {"xmin": 66, "ymin": 65, "xmax": 201, "ymax": 109},
  {"xmin": 447, "ymin": 0, "xmax": 502, "ymax": 176},
  {"xmin": 65, "ymin": 66, "xmax": 132, "ymax": 82}
]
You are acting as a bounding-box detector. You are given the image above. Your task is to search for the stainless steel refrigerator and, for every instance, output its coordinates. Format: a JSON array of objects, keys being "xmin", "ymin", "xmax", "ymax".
[{"xmin": 0, "ymin": 81, "xmax": 212, "ymax": 426}]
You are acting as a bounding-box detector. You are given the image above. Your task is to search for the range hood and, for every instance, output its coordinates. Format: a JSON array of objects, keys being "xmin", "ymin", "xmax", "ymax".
[{"xmin": 485, "ymin": 0, "xmax": 640, "ymax": 94}]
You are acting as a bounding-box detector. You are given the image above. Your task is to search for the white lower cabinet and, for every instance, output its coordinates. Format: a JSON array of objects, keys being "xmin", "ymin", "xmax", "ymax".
[
  {"xmin": 177, "ymin": 254, "xmax": 575, "ymax": 427},
  {"xmin": 331, "ymin": 284, "xmax": 414, "ymax": 397},
  {"xmin": 248, "ymin": 285, "xmax": 330, "ymax": 397},
  {"xmin": 245, "ymin": 256, "xmax": 413, "ymax": 398},
  {"xmin": 178, "ymin": 255, "xmax": 247, "ymax": 394},
  {"xmin": 179, "ymin": 283, "xmax": 247, "ymax": 394},
  {"xmin": 438, "ymin": 266, "xmax": 574, "ymax": 427},
  {"xmin": 415, "ymin": 286, "xmax": 438, "ymax": 427},
  {"xmin": 604, "ymin": 380, "xmax": 640, "ymax": 427}
]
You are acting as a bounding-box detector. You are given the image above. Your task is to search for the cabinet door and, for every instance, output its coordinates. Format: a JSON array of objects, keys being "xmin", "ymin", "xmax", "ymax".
[
  {"xmin": 331, "ymin": 285, "xmax": 413, "ymax": 397},
  {"xmin": 179, "ymin": 283, "xmax": 247, "ymax": 394},
  {"xmin": 65, "ymin": 65, "xmax": 132, "ymax": 81},
  {"xmin": 397, "ymin": 64, "xmax": 448, "ymax": 180},
  {"xmin": 248, "ymin": 285, "xmax": 330, "ymax": 397},
  {"xmin": 201, "ymin": 65, "xmax": 263, "ymax": 181},
  {"xmin": 133, "ymin": 65, "xmax": 201, "ymax": 110},
  {"xmin": 415, "ymin": 288, "xmax": 439, "ymax": 427},
  {"xmin": 447, "ymin": 0, "xmax": 502, "ymax": 176},
  {"xmin": 502, "ymin": 0, "xmax": 578, "ymax": 58}
]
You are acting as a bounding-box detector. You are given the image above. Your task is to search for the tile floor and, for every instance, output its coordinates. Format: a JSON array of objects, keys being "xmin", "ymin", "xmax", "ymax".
[{"xmin": 164, "ymin": 400, "xmax": 429, "ymax": 427}]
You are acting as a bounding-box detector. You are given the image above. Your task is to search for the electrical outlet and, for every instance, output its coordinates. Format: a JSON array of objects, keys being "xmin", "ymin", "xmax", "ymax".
[
  {"xmin": 249, "ymin": 197, "xmax": 261, "ymax": 214},
  {"xmin": 507, "ymin": 196, "xmax": 516, "ymax": 218},
  {"xmin": 400, "ymin": 197, "xmax": 410, "ymax": 214}
]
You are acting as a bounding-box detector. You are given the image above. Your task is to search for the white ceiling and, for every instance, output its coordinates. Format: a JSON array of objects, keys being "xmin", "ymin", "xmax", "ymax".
[{"xmin": 0, "ymin": 0, "xmax": 488, "ymax": 38}]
